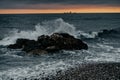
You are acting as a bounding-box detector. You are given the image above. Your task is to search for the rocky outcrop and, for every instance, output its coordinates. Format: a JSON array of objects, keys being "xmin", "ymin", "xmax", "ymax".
[{"xmin": 7, "ymin": 33, "xmax": 88, "ymax": 55}]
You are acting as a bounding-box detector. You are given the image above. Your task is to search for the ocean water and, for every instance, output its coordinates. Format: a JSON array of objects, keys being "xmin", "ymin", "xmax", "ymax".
[{"xmin": 0, "ymin": 13, "xmax": 120, "ymax": 80}]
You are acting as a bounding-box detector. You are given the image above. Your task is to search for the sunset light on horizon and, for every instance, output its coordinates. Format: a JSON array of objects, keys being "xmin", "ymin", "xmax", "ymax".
[
  {"xmin": 0, "ymin": 7, "xmax": 120, "ymax": 14},
  {"xmin": 0, "ymin": 0, "xmax": 120, "ymax": 14}
]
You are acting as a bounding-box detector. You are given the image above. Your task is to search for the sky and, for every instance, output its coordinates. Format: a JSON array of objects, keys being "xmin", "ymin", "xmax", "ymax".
[{"xmin": 0, "ymin": 0, "xmax": 120, "ymax": 14}]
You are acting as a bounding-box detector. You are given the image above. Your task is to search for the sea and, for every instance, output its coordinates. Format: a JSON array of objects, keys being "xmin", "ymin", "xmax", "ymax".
[{"xmin": 0, "ymin": 13, "xmax": 120, "ymax": 80}]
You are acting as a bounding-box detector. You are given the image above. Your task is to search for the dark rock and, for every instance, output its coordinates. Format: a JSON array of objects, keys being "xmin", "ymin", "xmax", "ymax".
[
  {"xmin": 7, "ymin": 39, "xmax": 30, "ymax": 49},
  {"xmin": 7, "ymin": 44, "xmax": 22, "ymax": 49},
  {"xmin": 22, "ymin": 40, "xmax": 40, "ymax": 52},
  {"xmin": 38, "ymin": 35, "xmax": 53, "ymax": 48},
  {"xmin": 51, "ymin": 33, "xmax": 74, "ymax": 39},
  {"xmin": 7, "ymin": 33, "xmax": 88, "ymax": 55},
  {"xmin": 8, "ymin": 39, "xmax": 40, "ymax": 52},
  {"xmin": 49, "ymin": 33, "xmax": 88, "ymax": 50}
]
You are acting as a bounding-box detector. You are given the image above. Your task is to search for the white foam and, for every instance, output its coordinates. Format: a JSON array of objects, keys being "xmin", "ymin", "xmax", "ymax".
[
  {"xmin": 3, "ymin": 50, "xmax": 23, "ymax": 58},
  {"xmin": 115, "ymin": 48, "xmax": 120, "ymax": 53},
  {"xmin": 97, "ymin": 43, "xmax": 114, "ymax": 52},
  {"xmin": 0, "ymin": 48, "xmax": 23, "ymax": 58},
  {"xmin": 85, "ymin": 51, "xmax": 120, "ymax": 62},
  {"xmin": 77, "ymin": 31, "xmax": 98, "ymax": 38},
  {"xmin": 85, "ymin": 43, "xmax": 120, "ymax": 62}
]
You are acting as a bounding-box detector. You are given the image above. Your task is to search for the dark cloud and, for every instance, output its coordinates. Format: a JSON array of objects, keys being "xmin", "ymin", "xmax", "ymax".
[{"xmin": 0, "ymin": 0, "xmax": 120, "ymax": 9}]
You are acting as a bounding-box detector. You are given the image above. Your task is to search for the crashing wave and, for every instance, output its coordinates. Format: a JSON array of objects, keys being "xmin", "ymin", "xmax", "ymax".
[{"xmin": 0, "ymin": 18, "xmax": 76, "ymax": 46}]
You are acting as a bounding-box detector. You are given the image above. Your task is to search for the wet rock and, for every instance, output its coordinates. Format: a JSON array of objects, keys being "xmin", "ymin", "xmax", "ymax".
[
  {"xmin": 49, "ymin": 33, "xmax": 88, "ymax": 50},
  {"xmin": 8, "ymin": 39, "xmax": 39, "ymax": 52},
  {"xmin": 7, "ymin": 33, "xmax": 88, "ymax": 55}
]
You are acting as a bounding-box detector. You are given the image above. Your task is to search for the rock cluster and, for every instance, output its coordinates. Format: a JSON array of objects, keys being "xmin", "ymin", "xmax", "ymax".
[{"xmin": 8, "ymin": 33, "xmax": 88, "ymax": 55}]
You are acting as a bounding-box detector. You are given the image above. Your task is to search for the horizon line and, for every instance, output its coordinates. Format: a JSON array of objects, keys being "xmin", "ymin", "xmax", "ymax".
[{"xmin": 0, "ymin": 12, "xmax": 120, "ymax": 14}]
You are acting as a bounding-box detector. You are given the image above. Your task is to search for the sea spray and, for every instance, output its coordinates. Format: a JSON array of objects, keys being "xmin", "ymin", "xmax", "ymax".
[{"xmin": 0, "ymin": 18, "xmax": 76, "ymax": 46}]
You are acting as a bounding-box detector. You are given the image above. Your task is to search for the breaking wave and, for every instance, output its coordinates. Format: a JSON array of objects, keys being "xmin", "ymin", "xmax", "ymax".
[{"xmin": 0, "ymin": 18, "xmax": 76, "ymax": 46}]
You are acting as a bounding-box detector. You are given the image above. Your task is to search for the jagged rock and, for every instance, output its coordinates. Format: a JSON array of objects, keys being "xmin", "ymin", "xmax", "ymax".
[
  {"xmin": 7, "ymin": 33, "xmax": 88, "ymax": 55},
  {"xmin": 49, "ymin": 33, "xmax": 88, "ymax": 50}
]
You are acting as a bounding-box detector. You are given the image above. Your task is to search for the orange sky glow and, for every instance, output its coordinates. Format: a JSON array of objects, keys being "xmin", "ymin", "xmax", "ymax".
[{"xmin": 0, "ymin": 5, "xmax": 120, "ymax": 14}]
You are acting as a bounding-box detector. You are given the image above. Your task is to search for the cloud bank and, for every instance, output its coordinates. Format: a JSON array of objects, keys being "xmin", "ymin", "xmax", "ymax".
[{"xmin": 0, "ymin": 0, "xmax": 120, "ymax": 9}]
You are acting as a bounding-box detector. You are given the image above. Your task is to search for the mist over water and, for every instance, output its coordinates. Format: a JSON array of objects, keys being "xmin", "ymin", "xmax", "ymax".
[{"xmin": 0, "ymin": 14, "xmax": 120, "ymax": 80}]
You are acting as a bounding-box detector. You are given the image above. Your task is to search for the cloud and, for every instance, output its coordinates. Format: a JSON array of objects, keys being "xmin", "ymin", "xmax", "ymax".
[{"xmin": 0, "ymin": 0, "xmax": 120, "ymax": 9}]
